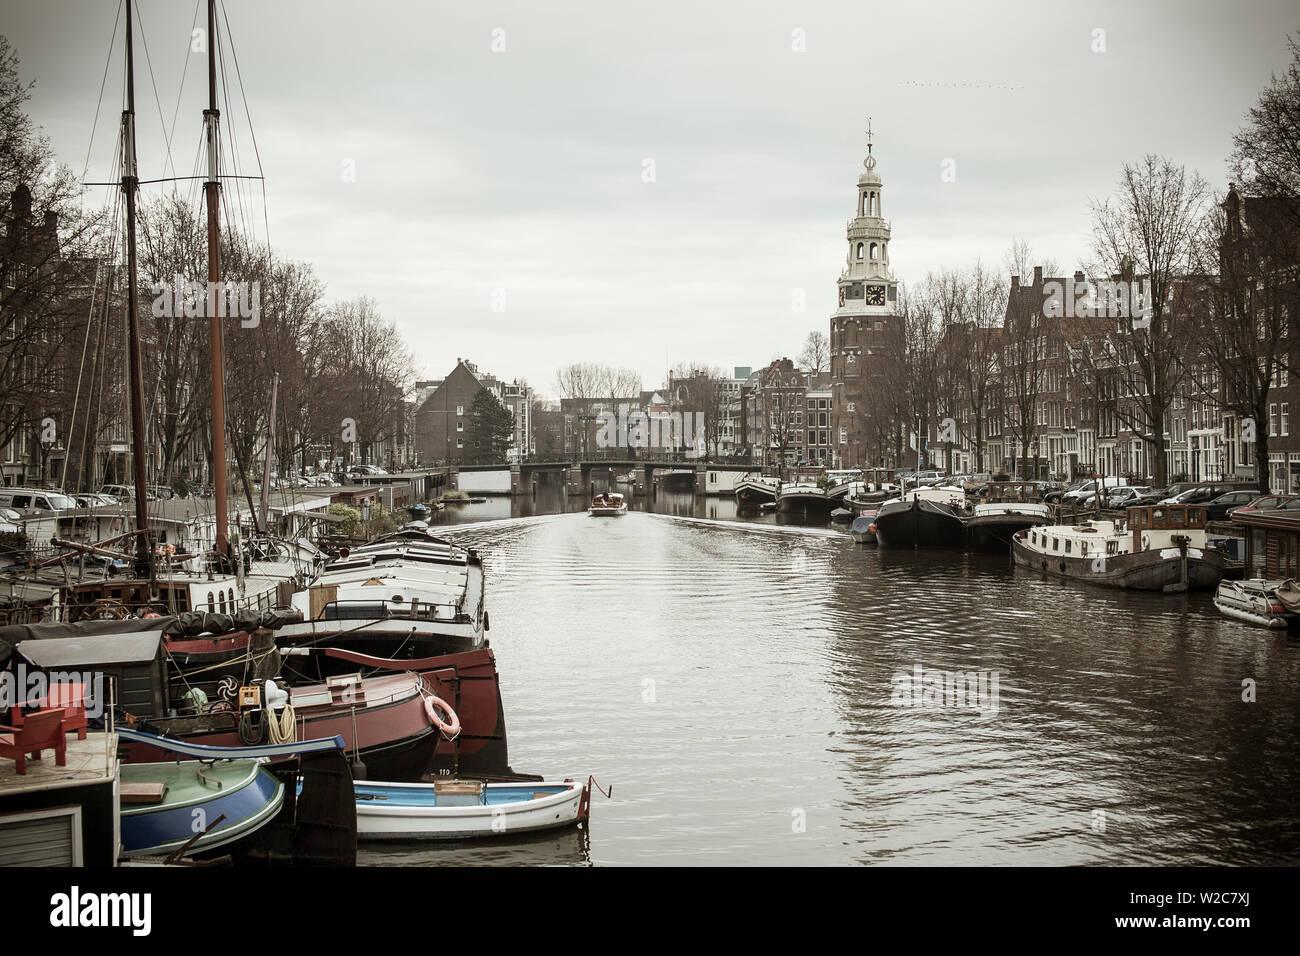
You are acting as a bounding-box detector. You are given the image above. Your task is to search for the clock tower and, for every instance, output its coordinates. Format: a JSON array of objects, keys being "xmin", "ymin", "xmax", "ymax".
[{"xmin": 830, "ymin": 121, "xmax": 902, "ymax": 469}]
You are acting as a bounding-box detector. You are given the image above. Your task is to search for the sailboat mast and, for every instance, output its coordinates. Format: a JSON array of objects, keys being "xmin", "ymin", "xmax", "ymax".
[
  {"xmin": 121, "ymin": 0, "xmax": 152, "ymax": 579},
  {"xmin": 204, "ymin": 0, "xmax": 230, "ymax": 561}
]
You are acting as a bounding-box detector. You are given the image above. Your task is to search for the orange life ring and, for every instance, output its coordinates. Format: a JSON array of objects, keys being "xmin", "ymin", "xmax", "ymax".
[{"xmin": 424, "ymin": 695, "xmax": 460, "ymax": 737}]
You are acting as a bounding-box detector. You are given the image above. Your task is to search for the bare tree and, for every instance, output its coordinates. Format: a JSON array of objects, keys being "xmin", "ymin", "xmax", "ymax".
[
  {"xmin": 1229, "ymin": 34, "xmax": 1300, "ymax": 220},
  {"xmin": 960, "ymin": 261, "xmax": 1006, "ymax": 474},
  {"xmin": 670, "ymin": 362, "xmax": 728, "ymax": 456},
  {"xmin": 1086, "ymin": 156, "xmax": 1208, "ymax": 487},
  {"xmin": 798, "ymin": 330, "xmax": 828, "ymax": 376},
  {"xmin": 136, "ymin": 195, "xmax": 208, "ymax": 485},
  {"xmin": 1190, "ymin": 42, "xmax": 1300, "ymax": 493},
  {"xmin": 1002, "ymin": 243, "xmax": 1059, "ymax": 480},
  {"xmin": 313, "ymin": 297, "xmax": 414, "ymax": 467},
  {"xmin": 0, "ymin": 36, "xmax": 110, "ymax": 482}
]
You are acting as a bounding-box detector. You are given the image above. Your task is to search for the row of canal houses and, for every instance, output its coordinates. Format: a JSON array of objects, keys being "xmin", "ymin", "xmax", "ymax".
[
  {"xmin": 827, "ymin": 134, "xmax": 1298, "ymax": 491},
  {"xmin": 928, "ymin": 252, "xmax": 1297, "ymax": 489}
]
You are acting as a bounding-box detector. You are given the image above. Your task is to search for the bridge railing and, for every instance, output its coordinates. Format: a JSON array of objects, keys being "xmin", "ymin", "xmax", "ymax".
[{"xmin": 421, "ymin": 451, "xmax": 759, "ymax": 467}]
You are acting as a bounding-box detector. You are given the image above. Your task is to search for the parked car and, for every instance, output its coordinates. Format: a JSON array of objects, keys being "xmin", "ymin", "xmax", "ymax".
[
  {"xmin": 1159, "ymin": 481, "xmax": 1259, "ymax": 506},
  {"xmin": 1105, "ymin": 486, "xmax": 1159, "ymax": 509},
  {"xmin": 1062, "ymin": 477, "xmax": 1129, "ymax": 506},
  {"xmin": 1156, "ymin": 482, "xmax": 1200, "ymax": 501},
  {"xmin": 1205, "ymin": 490, "xmax": 1259, "ymax": 521},
  {"xmin": 1043, "ymin": 482, "xmax": 1083, "ymax": 504},
  {"xmin": 1227, "ymin": 494, "xmax": 1300, "ymax": 520},
  {"xmin": 0, "ymin": 488, "xmax": 79, "ymax": 515},
  {"xmin": 0, "ymin": 506, "xmax": 21, "ymax": 533},
  {"xmin": 75, "ymin": 493, "xmax": 118, "ymax": 508}
]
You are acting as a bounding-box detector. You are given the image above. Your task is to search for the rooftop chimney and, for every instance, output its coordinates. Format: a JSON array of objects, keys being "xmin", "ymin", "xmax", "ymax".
[{"xmin": 11, "ymin": 184, "xmax": 32, "ymax": 219}]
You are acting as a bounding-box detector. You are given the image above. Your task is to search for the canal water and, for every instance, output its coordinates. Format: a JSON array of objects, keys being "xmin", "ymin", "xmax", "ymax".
[{"xmin": 359, "ymin": 480, "xmax": 1300, "ymax": 866}]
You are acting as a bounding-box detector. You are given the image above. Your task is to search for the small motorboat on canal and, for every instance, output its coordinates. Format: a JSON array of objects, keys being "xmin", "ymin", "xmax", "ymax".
[
  {"xmin": 967, "ymin": 481, "xmax": 1051, "ymax": 552},
  {"xmin": 1212, "ymin": 579, "xmax": 1298, "ymax": 628},
  {"xmin": 850, "ymin": 512, "xmax": 878, "ymax": 544},
  {"xmin": 589, "ymin": 493, "xmax": 628, "ymax": 516},
  {"xmin": 734, "ymin": 474, "xmax": 780, "ymax": 507},
  {"xmin": 354, "ymin": 777, "xmax": 592, "ymax": 840},
  {"xmin": 1011, "ymin": 504, "xmax": 1227, "ymax": 592},
  {"xmin": 872, "ymin": 486, "xmax": 967, "ymax": 549}
]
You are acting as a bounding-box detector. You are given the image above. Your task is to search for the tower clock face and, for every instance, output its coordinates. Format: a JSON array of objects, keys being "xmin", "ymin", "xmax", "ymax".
[{"xmin": 865, "ymin": 285, "xmax": 886, "ymax": 306}]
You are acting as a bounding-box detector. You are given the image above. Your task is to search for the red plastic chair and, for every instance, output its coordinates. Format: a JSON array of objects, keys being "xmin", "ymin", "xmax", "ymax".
[
  {"xmin": 9, "ymin": 683, "xmax": 88, "ymax": 741},
  {"xmin": 0, "ymin": 708, "xmax": 68, "ymax": 775}
]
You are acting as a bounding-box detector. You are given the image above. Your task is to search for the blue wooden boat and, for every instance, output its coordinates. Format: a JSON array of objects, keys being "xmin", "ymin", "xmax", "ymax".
[{"xmin": 116, "ymin": 729, "xmax": 348, "ymax": 860}]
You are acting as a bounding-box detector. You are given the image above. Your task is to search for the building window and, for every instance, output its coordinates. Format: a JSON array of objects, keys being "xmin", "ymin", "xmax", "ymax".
[
  {"xmin": 456, "ymin": 405, "xmax": 464, "ymax": 415},
  {"xmin": 856, "ymin": 243, "xmax": 864, "ymax": 260},
  {"xmin": 1284, "ymin": 403, "xmax": 1290, "ymax": 437},
  {"xmin": 839, "ymin": 426, "xmax": 847, "ymax": 445},
  {"xmin": 847, "ymin": 401, "xmax": 855, "ymax": 413},
  {"xmin": 456, "ymin": 438, "xmax": 464, "ymax": 448},
  {"xmin": 457, "ymin": 420, "xmax": 464, "ymax": 431},
  {"xmin": 1271, "ymin": 403, "xmax": 1279, "ymax": 437}
]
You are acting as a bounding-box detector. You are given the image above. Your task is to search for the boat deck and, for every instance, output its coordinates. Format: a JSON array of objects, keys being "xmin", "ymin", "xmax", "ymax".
[{"xmin": 0, "ymin": 730, "xmax": 117, "ymax": 798}]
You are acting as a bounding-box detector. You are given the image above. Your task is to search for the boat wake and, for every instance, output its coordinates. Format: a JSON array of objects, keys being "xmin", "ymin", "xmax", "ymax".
[
  {"xmin": 646, "ymin": 513, "xmax": 845, "ymax": 538},
  {"xmin": 432, "ymin": 514, "xmax": 570, "ymax": 534}
]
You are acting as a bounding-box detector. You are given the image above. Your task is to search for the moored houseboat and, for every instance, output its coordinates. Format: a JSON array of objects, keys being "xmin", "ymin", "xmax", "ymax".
[
  {"xmin": 279, "ymin": 529, "xmax": 487, "ymax": 660},
  {"xmin": 873, "ymin": 486, "xmax": 967, "ymax": 549},
  {"xmin": 733, "ymin": 475, "xmax": 780, "ymax": 507},
  {"xmin": 1011, "ymin": 504, "xmax": 1226, "ymax": 592},
  {"xmin": 776, "ymin": 481, "xmax": 836, "ymax": 518},
  {"xmin": 966, "ymin": 481, "xmax": 1051, "ymax": 552}
]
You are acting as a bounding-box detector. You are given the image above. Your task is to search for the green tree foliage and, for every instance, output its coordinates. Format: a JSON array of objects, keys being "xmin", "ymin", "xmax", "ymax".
[{"xmin": 467, "ymin": 388, "xmax": 515, "ymax": 460}]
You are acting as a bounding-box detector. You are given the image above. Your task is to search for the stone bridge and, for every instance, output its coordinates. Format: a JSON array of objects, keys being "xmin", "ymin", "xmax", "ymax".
[{"xmin": 432, "ymin": 460, "xmax": 758, "ymax": 497}]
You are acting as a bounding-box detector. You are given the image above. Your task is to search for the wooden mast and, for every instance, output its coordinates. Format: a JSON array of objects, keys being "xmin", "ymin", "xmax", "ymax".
[
  {"xmin": 121, "ymin": 0, "xmax": 152, "ymax": 582},
  {"xmin": 205, "ymin": 0, "xmax": 230, "ymax": 562}
]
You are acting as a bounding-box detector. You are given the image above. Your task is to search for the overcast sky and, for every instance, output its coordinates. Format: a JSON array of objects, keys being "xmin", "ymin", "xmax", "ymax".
[{"xmin": 5, "ymin": 0, "xmax": 1296, "ymax": 397}]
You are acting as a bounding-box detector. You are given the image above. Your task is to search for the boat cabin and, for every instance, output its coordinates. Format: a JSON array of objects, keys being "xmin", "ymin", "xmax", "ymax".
[
  {"xmin": 1022, "ymin": 505, "xmax": 1210, "ymax": 559},
  {"xmin": 980, "ymin": 481, "xmax": 1040, "ymax": 503},
  {"xmin": 1234, "ymin": 509, "xmax": 1300, "ymax": 580},
  {"xmin": 1125, "ymin": 504, "xmax": 1206, "ymax": 551}
]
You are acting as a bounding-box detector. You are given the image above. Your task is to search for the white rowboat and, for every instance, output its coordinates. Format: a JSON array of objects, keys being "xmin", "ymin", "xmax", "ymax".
[{"xmin": 355, "ymin": 778, "xmax": 590, "ymax": 840}]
